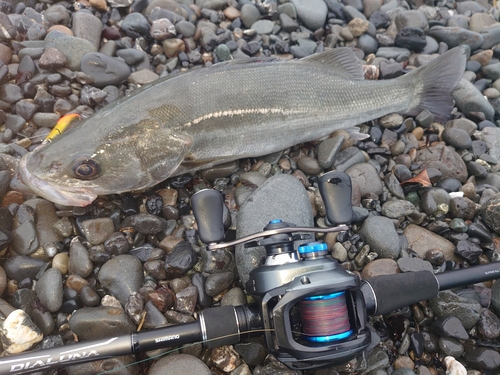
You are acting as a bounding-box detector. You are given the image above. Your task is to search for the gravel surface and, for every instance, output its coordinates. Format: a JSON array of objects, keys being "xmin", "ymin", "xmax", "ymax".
[{"xmin": 1, "ymin": 0, "xmax": 500, "ymax": 374}]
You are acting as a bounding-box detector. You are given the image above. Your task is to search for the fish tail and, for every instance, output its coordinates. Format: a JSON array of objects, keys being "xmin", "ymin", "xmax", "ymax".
[{"xmin": 401, "ymin": 47, "xmax": 467, "ymax": 123}]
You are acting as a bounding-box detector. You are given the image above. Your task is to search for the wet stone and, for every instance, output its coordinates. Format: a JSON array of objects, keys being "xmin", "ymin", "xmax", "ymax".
[
  {"xmin": 81, "ymin": 217, "xmax": 115, "ymax": 245},
  {"xmin": 80, "ymin": 52, "xmax": 131, "ymax": 88},
  {"xmin": 191, "ymin": 273, "xmax": 212, "ymax": 308},
  {"xmin": 360, "ymin": 216, "xmax": 401, "ymax": 259},
  {"xmin": 205, "ymin": 271, "xmax": 234, "ymax": 297},
  {"xmin": 79, "ymin": 285, "xmax": 100, "ymax": 307},
  {"xmin": 290, "ymin": 0, "xmax": 327, "ymax": 31},
  {"xmin": 144, "ymin": 260, "xmax": 166, "ymax": 280},
  {"xmin": 438, "ymin": 337, "xmax": 464, "ymax": 358},
  {"xmin": 482, "ymin": 193, "xmax": 500, "ymax": 233},
  {"xmin": 148, "ymin": 354, "xmax": 211, "ymax": 375},
  {"xmin": 442, "ymin": 128, "xmax": 472, "ymax": 149},
  {"xmin": 361, "ymin": 258, "xmax": 399, "ymax": 278},
  {"xmin": 455, "ymin": 240, "xmax": 482, "ymax": 263},
  {"xmin": 416, "ymin": 143, "xmax": 467, "ymax": 183},
  {"xmin": 104, "ymin": 232, "xmax": 130, "ymax": 256},
  {"xmin": 0, "ymin": 309, "xmax": 43, "ymax": 354},
  {"xmin": 477, "ymin": 308, "xmax": 500, "ymax": 340},
  {"xmin": 3, "ymin": 256, "xmax": 45, "ymax": 282},
  {"xmin": 297, "ymin": 156, "xmax": 322, "ymax": 175},
  {"xmin": 130, "ymin": 213, "xmax": 167, "ymax": 235},
  {"xmin": 97, "ymin": 254, "xmax": 144, "ymax": 306},
  {"xmin": 142, "ymin": 300, "xmax": 168, "ymax": 329},
  {"xmin": 410, "ymin": 332, "xmax": 424, "ymax": 358},
  {"xmin": 65, "ymin": 356, "xmax": 139, "ymax": 375},
  {"xmin": 404, "ymin": 224, "xmax": 457, "ymax": 261},
  {"xmin": 149, "ymin": 286, "xmax": 175, "ymax": 312},
  {"xmin": 452, "ymin": 79, "xmax": 495, "ymax": 120},
  {"xmin": 72, "ymin": 11, "xmax": 102, "ymax": 50},
  {"xmin": 44, "ymin": 31, "xmax": 97, "ymax": 71},
  {"xmin": 121, "ymin": 12, "xmax": 150, "ymax": 39},
  {"xmin": 175, "ymin": 285, "xmax": 198, "ymax": 315},
  {"xmin": 164, "ymin": 241, "xmax": 197, "ymax": 278},
  {"xmin": 35, "ymin": 268, "xmax": 63, "ymax": 313},
  {"xmin": 397, "ymin": 257, "xmax": 433, "ymax": 273},
  {"xmin": 346, "ymin": 163, "xmax": 383, "ymax": 196},
  {"xmin": 69, "ymin": 306, "xmax": 135, "ymax": 341},
  {"xmin": 11, "ymin": 220, "xmax": 38, "ymax": 256},
  {"xmin": 381, "ymin": 199, "xmax": 415, "ymax": 218},
  {"xmin": 68, "ymin": 238, "xmax": 93, "ymax": 278},
  {"xmin": 449, "ymin": 197, "xmax": 477, "ymax": 220},
  {"xmin": 221, "ymin": 287, "xmax": 246, "ymax": 307},
  {"xmin": 464, "ymin": 347, "xmax": 500, "ymax": 370},
  {"xmin": 430, "ymin": 290, "xmax": 481, "ymax": 330},
  {"xmin": 31, "ymin": 307, "xmax": 55, "ymax": 336},
  {"xmin": 0, "ymin": 84, "xmax": 23, "ymax": 104}
]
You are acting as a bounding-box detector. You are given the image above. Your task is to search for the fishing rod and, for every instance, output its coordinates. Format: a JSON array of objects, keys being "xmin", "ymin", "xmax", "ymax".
[{"xmin": 1, "ymin": 171, "xmax": 499, "ymax": 374}]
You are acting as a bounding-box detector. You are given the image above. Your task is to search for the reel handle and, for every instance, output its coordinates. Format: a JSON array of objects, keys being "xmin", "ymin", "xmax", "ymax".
[
  {"xmin": 191, "ymin": 189, "xmax": 225, "ymax": 244},
  {"xmin": 318, "ymin": 171, "xmax": 353, "ymax": 225}
]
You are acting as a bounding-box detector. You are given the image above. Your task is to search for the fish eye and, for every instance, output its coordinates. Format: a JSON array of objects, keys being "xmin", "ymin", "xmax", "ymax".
[{"xmin": 72, "ymin": 158, "xmax": 100, "ymax": 180}]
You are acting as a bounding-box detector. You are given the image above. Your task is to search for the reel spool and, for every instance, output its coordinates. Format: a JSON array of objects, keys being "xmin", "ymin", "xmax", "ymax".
[
  {"xmin": 299, "ymin": 291, "xmax": 353, "ymax": 343},
  {"xmin": 295, "ymin": 242, "xmax": 355, "ymax": 344}
]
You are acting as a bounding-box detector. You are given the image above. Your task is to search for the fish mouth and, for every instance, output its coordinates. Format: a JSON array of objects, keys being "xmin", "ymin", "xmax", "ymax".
[{"xmin": 17, "ymin": 153, "xmax": 98, "ymax": 207}]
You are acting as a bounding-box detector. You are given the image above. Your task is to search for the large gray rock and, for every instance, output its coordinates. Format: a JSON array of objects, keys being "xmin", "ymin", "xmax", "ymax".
[
  {"xmin": 290, "ymin": 0, "xmax": 327, "ymax": 31},
  {"xmin": 235, "ymin": 174, "xmax": 313, "ymax": 285}
]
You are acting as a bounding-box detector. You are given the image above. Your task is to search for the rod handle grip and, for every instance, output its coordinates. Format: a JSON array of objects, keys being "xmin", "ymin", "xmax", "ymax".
[{"xmin": 362, "ymin": 271, "xmax": 439, "ymax": 315}]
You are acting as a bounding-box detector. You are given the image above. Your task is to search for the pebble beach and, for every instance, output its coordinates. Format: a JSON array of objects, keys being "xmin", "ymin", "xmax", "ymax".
[{"xmin": 1, "ymin": 0, "xmax": 500, "ymax": 374}]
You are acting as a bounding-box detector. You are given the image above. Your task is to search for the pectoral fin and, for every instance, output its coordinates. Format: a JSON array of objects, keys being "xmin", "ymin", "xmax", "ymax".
[{"xmin": 140, "ymin": 130, "xmax": 194, "ymax": 181}]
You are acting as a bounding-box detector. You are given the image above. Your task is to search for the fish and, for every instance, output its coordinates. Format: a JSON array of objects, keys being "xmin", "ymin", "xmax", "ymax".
[{"xmin": 17, "ymin": 47, "xmax": 466, "ymax": 207}]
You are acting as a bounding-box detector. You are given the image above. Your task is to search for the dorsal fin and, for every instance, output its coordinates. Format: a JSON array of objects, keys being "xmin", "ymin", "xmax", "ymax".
[{"xmin": 300, "ymin": 48, "xmax": 365, "ymax": 80}]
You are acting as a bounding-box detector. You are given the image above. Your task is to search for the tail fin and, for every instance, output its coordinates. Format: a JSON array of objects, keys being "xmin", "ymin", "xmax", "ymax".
[{"xmin": 401, "ymin": 47, "xmax": 467, "ymax": 123}]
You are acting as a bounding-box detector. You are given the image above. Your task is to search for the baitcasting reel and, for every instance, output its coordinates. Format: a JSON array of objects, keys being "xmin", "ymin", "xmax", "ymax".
[{"xmin": 192, "ymin": 171, "xmax": 371, "ymax": 370}]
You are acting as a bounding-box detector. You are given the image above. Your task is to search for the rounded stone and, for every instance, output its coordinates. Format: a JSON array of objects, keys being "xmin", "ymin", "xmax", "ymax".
[{"xmin": 149, "ymin": 354, "xmax": 211, "ymax": 375}]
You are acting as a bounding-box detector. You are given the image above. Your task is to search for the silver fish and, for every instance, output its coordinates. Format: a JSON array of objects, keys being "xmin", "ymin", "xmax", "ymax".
[{"xmin": 17, "ymin": 47, "xmax": 466, "ymax": 206}]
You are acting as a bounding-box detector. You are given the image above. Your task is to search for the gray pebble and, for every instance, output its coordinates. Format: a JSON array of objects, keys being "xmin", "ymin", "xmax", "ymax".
[
  {"xmin": 290, "ymin": 0, "xmax": 327, "ymax": 30},
  {"xmin": 175, "ymin": 20, "xmax": 196, "ymax": 38},
  {"xmin": 35, "ymin": 268, "xmax": 63, "ymax": 313},
  {"xmin": 44, "ymin": 31, "xmax": 97, "ymax": 71},
  {"xmin": 69, "ymin": 306, "xmax": 136, "ymax": 341},
  {"xmin": 80, "ymin": 52, "xmax": 131, "ymax": 88},
  {"xmin": 442, "ymin": 128, "xmax": 472, "ymax": 149},
  {"xmin": 251, "ymin": 20, "xmax": 274, "ymax": 35},
  {"xmin": 72, "ymin": 11, "xmax": 102, "ymax": 50},
  {"xmin": 381, "ymin": 199, "xmax": 415, "ymax": 218},
  {"xmin": 81, "ymin": 218, "xmax": 115, "ymax": 245},
  {"xmin": 205, "ymin": 271, "xmax": 234, "ymax": 297},
  {"xmin": 346, "ymin": 162, "xmax": 383, "ymax": 196},
  {"xmin": 4, "ymin": 256, "xmax": 45, "ymax": 282},
  {"xmin": 68, "ymin": 238, "xmax": 94, "ymax": 278},
  {"xmin": 98, "ymin": 255, "xmax": 144, "ymax": 306},
  {"xmin": 221, "ymin": 287, "xmax": 246, "ymax": 306},
  {"xmin": 240, "ymin": 4, "xmax": 261, "ymax": 29},
  {"xmin": 428, "ymin": 26, "xmax": 483, "ymax": 51},
  {"xmin": 397, "ymin": 257, "xmax": 433, "ymax": 273},
  {"xmin": 121, "ymin": 13, "xmax": 150, "ymax": 39},
  {"xmin": 317, "ymin": 135, "xmax": 344, "ymax": 169},
  {"xmin": 430, "ymin": 290, "xmax": 481, "ymax": 329},
  {"xmin": 481, "ymin": 24, "xmax": 500, "ymax": 49},
  {"xmin": 149, "ymin": 354, "xmax": 211, "ymax": 375},
  {"xmin": 360, "ymin": 216, "xmax": 401, "ymax": 259}
]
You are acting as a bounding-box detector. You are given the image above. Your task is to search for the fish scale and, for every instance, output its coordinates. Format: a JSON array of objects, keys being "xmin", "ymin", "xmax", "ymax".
[{"xmin": 17, "ymin": 47, "xmax": 467, "ymax": 206}]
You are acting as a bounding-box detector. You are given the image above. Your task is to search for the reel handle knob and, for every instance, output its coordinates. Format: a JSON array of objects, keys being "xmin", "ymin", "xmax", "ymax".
[
  {"xmin": 318, "ymin": 171, "xmax": 353, "ymax": 226},
  {"xmin": 191, "ymin": 189, "xmax": 225, "ymax": 244}
]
